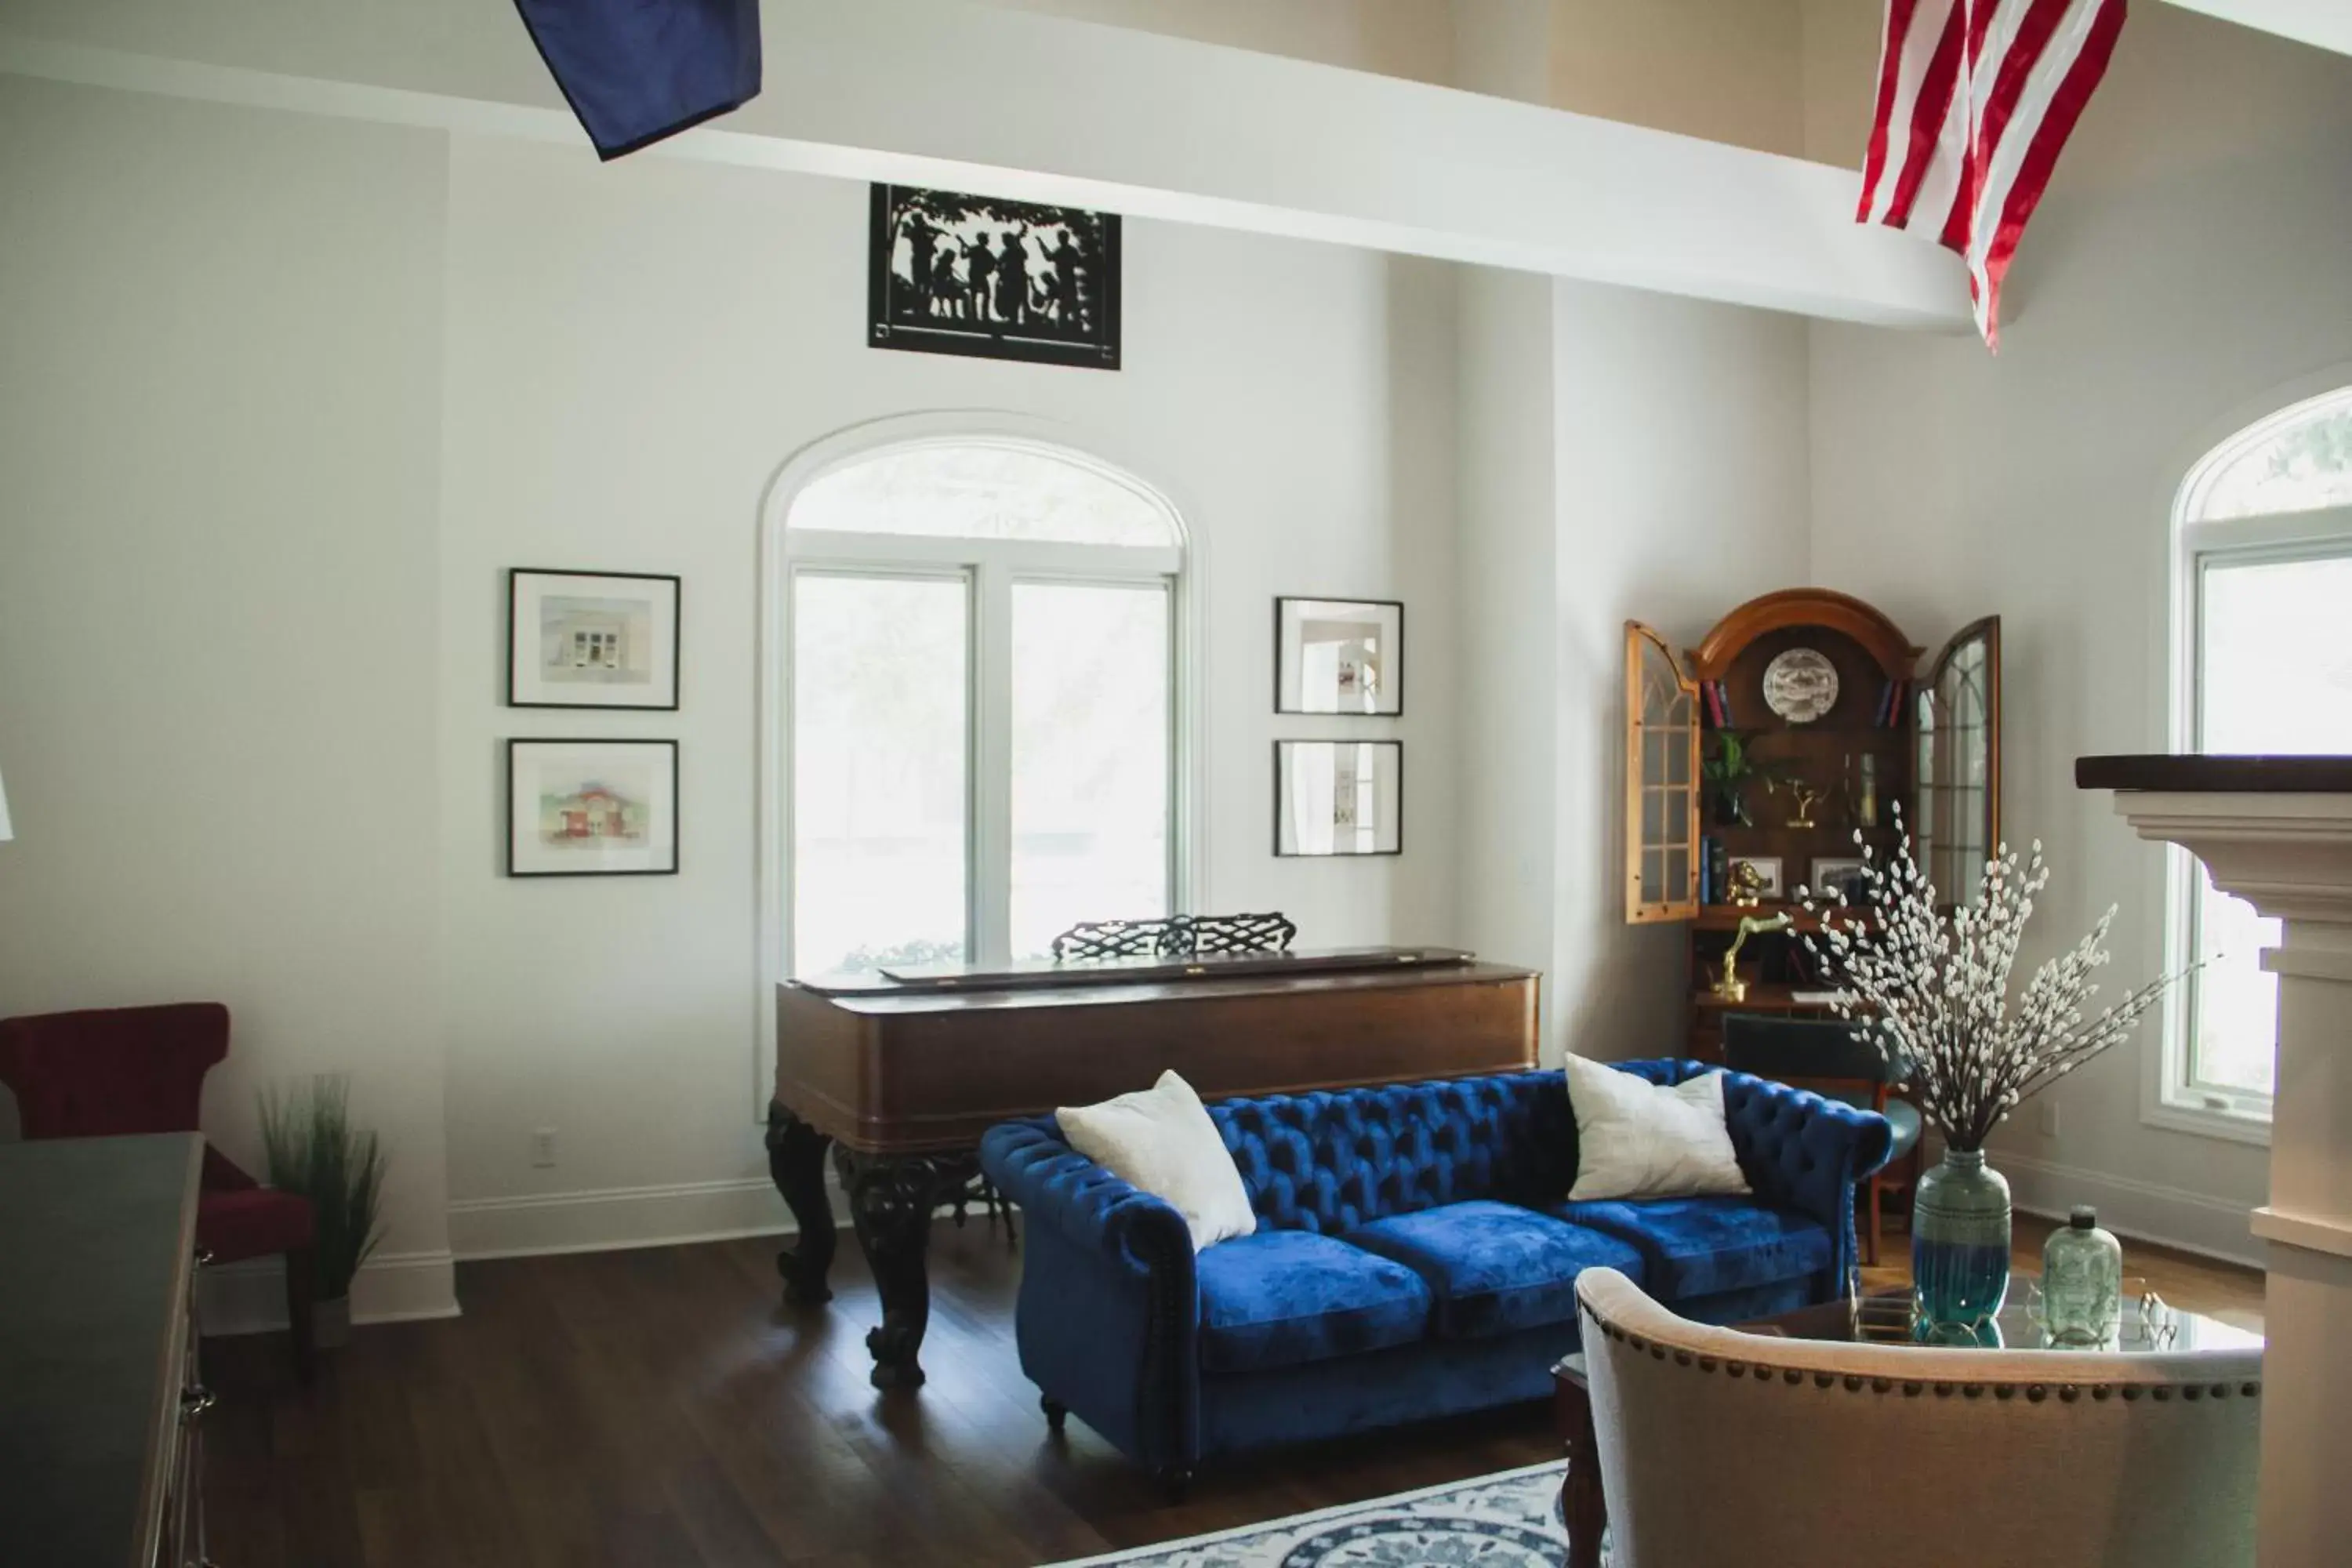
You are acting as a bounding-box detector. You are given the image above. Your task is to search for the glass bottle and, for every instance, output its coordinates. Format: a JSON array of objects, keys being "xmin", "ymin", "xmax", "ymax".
[{"xmin": 2042, "ymin": 1205, "xmax": 2123, "ymax": 1346}]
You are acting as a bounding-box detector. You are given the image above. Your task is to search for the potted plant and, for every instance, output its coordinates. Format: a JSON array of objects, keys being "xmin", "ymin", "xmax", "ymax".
[
  {"xmin": 259, "ymin": 1075, "xmax": 389, "ymax": 1349},
  {"xmin": 1701, "ymin": 730, "xmax": 1777, "ymax": 827},
  {"xmin": 1799, "ymin": 817, "xmax": 2190, "ymax": 1339}
]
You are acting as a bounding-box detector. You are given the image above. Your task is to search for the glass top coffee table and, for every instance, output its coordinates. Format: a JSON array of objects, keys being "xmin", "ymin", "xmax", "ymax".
[{"xmin": 1548, "ymin": 1284, "xmax": 2261, "ymax": 1568}]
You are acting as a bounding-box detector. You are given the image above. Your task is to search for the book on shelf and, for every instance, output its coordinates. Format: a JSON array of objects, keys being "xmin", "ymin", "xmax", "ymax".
[{"xmin": 1873, "ymin": 678, "xmax": 1909, "ymax": 729}]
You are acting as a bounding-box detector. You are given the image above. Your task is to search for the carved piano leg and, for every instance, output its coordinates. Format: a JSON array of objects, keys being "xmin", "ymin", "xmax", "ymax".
[
  {"xmin": 835, "ymin": 1148, "xmax": 974, "ymax": 1390},
  {"xmin": 764, "ymin": 1101, "xmax": 838, "ymax": 1305}
]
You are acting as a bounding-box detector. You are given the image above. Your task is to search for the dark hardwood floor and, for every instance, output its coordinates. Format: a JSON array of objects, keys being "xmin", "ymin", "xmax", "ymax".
[{"xmin": 199, "ymin": 1214, "xmax": 2264, "ymax": 1567}]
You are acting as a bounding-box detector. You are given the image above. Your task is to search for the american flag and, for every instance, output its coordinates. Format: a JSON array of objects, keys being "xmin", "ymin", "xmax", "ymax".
[{"xmin": 1858, "ymin": 0, "xmax": 2128, "ymax": 347}]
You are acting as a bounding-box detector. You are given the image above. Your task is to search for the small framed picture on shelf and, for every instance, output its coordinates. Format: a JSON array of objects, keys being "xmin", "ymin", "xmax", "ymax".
[
  {"xmin": 1809, "ymin": 856, "xmax": 1871, "ymax": 906},
  {"xmin": 1275, "ymin": 740, "xmax": 1402, "ymax": 856},
  {"xmin": 1728, "ymin": 855, "xmax": 1784, "ymax": 900},
  {"xmin": 508, "ymin": 568, "xmax": 681, "ymax": 710},
  {"xmin": 1276, "ymin": 597, "xmax": 1403, "ymax": 715},
  {"xmin": 507, "ymin": 739, "xmax": 679, "ymax": 877}
]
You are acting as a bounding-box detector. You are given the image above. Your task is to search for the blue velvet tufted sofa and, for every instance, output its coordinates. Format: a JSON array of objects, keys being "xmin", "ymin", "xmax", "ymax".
[{"xmin": 978, "ymin": 1060, "xmax": 1893, "ymax": 1491}]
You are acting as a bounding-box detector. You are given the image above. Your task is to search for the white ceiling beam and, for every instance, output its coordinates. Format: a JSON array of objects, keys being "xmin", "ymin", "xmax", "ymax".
[
  {"xmin": 0, "ymin": 0, "xmax": 1970, "ymax": 331},
  {"xmin": 2161, "ymin": 1, "xmax": 2352, "ymax": 59}
]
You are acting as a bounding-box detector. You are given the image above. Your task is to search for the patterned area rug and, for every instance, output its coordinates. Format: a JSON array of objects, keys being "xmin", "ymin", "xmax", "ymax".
[{"xmin": 1052, "ymin": 1460, "xmax": 1578, "ymax": 1566}]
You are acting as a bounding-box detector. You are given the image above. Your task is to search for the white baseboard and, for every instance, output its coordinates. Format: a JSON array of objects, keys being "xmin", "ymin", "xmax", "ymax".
[
  {"xmin": 446, "ymin": 1174, "xmax": 826, "ymax": 1261},
  {"xmin": 198, "ymin": 1249, "xmax": 459, "ymax": 1337},
  {"xmin": 203, "ymin": 1172, "xmax": 956, "ymax": 1330},
  {"xmin": 1996, "ymin": 1151, "xmax": 2263, "ymax": 1271}
]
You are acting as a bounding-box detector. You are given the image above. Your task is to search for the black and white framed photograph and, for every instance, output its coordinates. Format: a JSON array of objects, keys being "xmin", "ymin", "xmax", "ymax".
[
  {"xmin": 868, "ymin": 183, "xmax": 1121, "ymax": 370},
  {"xmin": 1809, "ymin": 856, "xmax": 1871, "ymax": 906},
  {"xmin": 1276, "ymin": 597, "xmax": 1404, "ymax": 715},
  {"xmin": 508, "ymin": 568, "xmax": 681, "ymax": 710},
  {"xmin": 1275, "ymin": 740, "xmax": 1402, "ymax": 857},
  {"xmin": 507, "ymin": 739, "xmax": 679, "ymax": 877}
]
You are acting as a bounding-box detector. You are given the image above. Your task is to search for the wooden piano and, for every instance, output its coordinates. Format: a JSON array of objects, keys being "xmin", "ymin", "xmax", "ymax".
[{"xmin": 765, "ymin": 945, "xmax": 1539, "ymax": 1388}]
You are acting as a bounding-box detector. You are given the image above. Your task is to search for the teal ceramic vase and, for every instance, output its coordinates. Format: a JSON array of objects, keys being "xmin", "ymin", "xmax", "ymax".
[{"xmin": 1911, "ymin": 1147, "xmax": 2012, "ymax": 1341}]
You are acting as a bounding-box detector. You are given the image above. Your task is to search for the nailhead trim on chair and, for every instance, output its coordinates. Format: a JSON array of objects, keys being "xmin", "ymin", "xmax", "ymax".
[{"xmin": 1576, "ymin": 1295, "xmax": 2261, "ymax": 1403}]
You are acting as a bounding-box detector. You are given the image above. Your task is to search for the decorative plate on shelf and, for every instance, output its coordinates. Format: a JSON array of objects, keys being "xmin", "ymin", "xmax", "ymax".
[{"xmin": 1760, "ymin": 647, "xmax": 1838, "ymax": 724}]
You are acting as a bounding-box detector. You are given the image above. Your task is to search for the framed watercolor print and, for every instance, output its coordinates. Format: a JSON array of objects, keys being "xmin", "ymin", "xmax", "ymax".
[
  {"xmin": 508, "ymin": 569, "xmax": 681, "ymax": 710},
  {"xmin": 1275, "ymin": 740, "xmax": 1402, "ymax": 857},
  {"xmin": 1276, "ymin": 597, "xmax": 1403, "ymax": 716},
  {"xmin": 506, "ymin": 739, "xmax": 679, "ymax": 877}
]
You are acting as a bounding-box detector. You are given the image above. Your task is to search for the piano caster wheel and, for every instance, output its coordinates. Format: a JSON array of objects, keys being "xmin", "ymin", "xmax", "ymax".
[
  {"xmin": 1041, "ymin": 1396, "xmax": 1068, "ymax": 1433},
  {"xmin": 1156, "ymin": 1466, "xmax": 1193, "ymax": 1504}
]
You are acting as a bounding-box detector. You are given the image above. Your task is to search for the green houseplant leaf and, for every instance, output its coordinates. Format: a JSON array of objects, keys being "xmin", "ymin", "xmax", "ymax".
[
  {"xmin": 258, "ymin": 1075, "xmax": 390, "ymax": 1301},
  {"xmin": 1703, "ymin": 730, "xmax": 1782, "ymax": 826}
]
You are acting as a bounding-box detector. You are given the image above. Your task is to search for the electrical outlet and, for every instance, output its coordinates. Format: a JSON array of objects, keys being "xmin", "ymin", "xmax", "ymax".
[
  {"xmin": 2037, "ymin": 1102, "xmax": 2060, "ymax": 1138},
  {"xmin": 532, "ymin": 1127, "xmax": 557, "ymax": 1168}
]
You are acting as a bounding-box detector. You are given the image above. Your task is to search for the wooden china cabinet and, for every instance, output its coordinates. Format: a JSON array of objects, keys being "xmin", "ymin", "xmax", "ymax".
[{"xmin": 1624, "ymin": 589, "xmax": 2001, "ymax": 1061}]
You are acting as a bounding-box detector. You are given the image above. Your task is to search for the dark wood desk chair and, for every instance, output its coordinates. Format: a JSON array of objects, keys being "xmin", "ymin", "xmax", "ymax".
[
  {"xmin": 1721, "ymin": 1012, "xmax": 1922, "ymax": 1266},
  {"xmin": 0, "ymin": 1002, "xmax": 318, "ymax": 1381}
]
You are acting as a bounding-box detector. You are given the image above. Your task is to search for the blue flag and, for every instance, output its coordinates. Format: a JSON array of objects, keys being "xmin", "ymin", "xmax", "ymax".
[{"xmin": 514, "ymin": 0, "xmax": 762, "ymax": 161}]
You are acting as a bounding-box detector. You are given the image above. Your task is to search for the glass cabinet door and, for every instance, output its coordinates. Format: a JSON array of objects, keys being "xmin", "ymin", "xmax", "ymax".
[
  {"xmin": 1914, "ymin": 616, "xmax": 2002, "ymax": 906},
  {"xmin": 1624, "ymin": 622, "xmax": 1700, "ymax": 923}
]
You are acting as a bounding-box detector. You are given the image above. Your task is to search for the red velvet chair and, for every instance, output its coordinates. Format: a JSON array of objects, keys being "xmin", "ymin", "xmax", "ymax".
[{"xmin": 0, "ymin": 1002, "xmax": 317, "ymax": 1381}]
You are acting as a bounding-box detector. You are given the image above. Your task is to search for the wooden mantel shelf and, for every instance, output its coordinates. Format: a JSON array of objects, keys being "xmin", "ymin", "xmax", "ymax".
[{"xmin": 2075, "ymin": 753, "xmax": 2352, "ymax": 793}]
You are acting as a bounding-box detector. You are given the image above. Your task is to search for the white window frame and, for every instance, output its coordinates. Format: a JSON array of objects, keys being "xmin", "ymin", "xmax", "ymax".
[
  {"xmin": 753, "ymin": 417, "xmax": 1202, "ymax": 1111},
  {"xmin": 2156, "ymin": 431, "xmax": 2352, "ymax": 1144}
]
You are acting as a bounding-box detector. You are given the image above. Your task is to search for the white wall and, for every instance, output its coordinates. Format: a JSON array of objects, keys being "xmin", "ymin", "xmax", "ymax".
[
  {"xmin": 1454, "ymin": 269, "xmax": 1813, "ymax": 1068},
  {"xmin": 1799, "ymin": 0, "xmax": 1884, "ymax": 168},
  {"xmin": 989, "ymin": 0, "xmax": 1820, "ymax": 157},
  {"xmin": 1548, "ymin": 281, "xmax": 1815, "ymax": 1059},
  {"xmin": 1807, "ymin": 3, "xmax": 2352, "ymax": 1262},
  {"xmin": 982, "ymin": 0, "xmax": 1456, "ymax": 83},
  {"xmin": 430, "ymin": 136, "xmax": 1462, "ymax": 1252},
  {"xmin": 11, "ymin": 0, "xmax": 2348, "ymax": 1287},
  {"xmin": 0, "ymin": 78, "xmax": 458, "ymax": 1320},
  {"xmin": 1455, "ymin": 270, "xmax": 1560, "ymax": 1007},
  {"xmin": 0, "ymin": 82, "xmax": 1465, "ymax": 1276},
  {"xmin": 1550, "ymin": 0, "xmax": 1808, "ymax": 156}
]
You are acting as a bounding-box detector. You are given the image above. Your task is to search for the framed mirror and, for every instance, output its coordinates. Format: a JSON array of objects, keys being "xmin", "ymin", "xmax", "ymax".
[
  {"xmin": 1274, "ymin": 740, "xmax": 1402, "ymax": 855},
  {"xmin": 1276, "ymin": 597, "xmax": 1404, "ymax": 715}
]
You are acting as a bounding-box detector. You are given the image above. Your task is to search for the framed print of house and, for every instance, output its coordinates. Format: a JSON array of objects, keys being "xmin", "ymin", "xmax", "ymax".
[{"xmin": 508, "ymin": 568, "xmax": 681, "ymax": 710}]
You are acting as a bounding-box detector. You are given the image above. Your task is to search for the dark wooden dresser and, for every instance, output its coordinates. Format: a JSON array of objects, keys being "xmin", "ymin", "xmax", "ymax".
[{"xmin": 0, "ymin": 1133, "xmax": 208, "ymax": 1566}]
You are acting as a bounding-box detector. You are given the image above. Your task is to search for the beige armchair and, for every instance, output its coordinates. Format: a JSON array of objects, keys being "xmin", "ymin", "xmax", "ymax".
[{"xmin": 1575, "ymin": 1267, "xmax": 2260, "ymax": 1568}]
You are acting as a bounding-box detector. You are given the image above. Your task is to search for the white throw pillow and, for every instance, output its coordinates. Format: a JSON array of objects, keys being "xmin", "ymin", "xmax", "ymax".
[
  {"xmin": 1056, "ymin": 1070, "xmax": 1258, "ymax": 1251},
  {"xmin": 1563, "ymin": 1055, "xmax": 1751, "ymax": 1203}
]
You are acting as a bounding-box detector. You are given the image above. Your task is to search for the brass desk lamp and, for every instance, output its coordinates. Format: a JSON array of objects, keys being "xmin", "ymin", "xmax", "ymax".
[{"xmin": 1712, "ymin": 911, "xmax": 1793, "ymax": 1003}]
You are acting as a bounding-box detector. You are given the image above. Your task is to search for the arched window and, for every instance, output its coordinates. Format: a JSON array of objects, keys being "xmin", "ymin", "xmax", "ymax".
[
  {"xmin": 779, "ymin": 435, "xmax": 1185, "ymax": 977},
  {"xmin": 2167, "ymin": 386, "xmax": 2352, "ymax": 1135}
]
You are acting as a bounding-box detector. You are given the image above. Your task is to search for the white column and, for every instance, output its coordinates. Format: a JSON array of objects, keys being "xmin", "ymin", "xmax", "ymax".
[{"xmin": 2103, "ymin": 790, "xmax": 2352, "ymax": 1568}]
